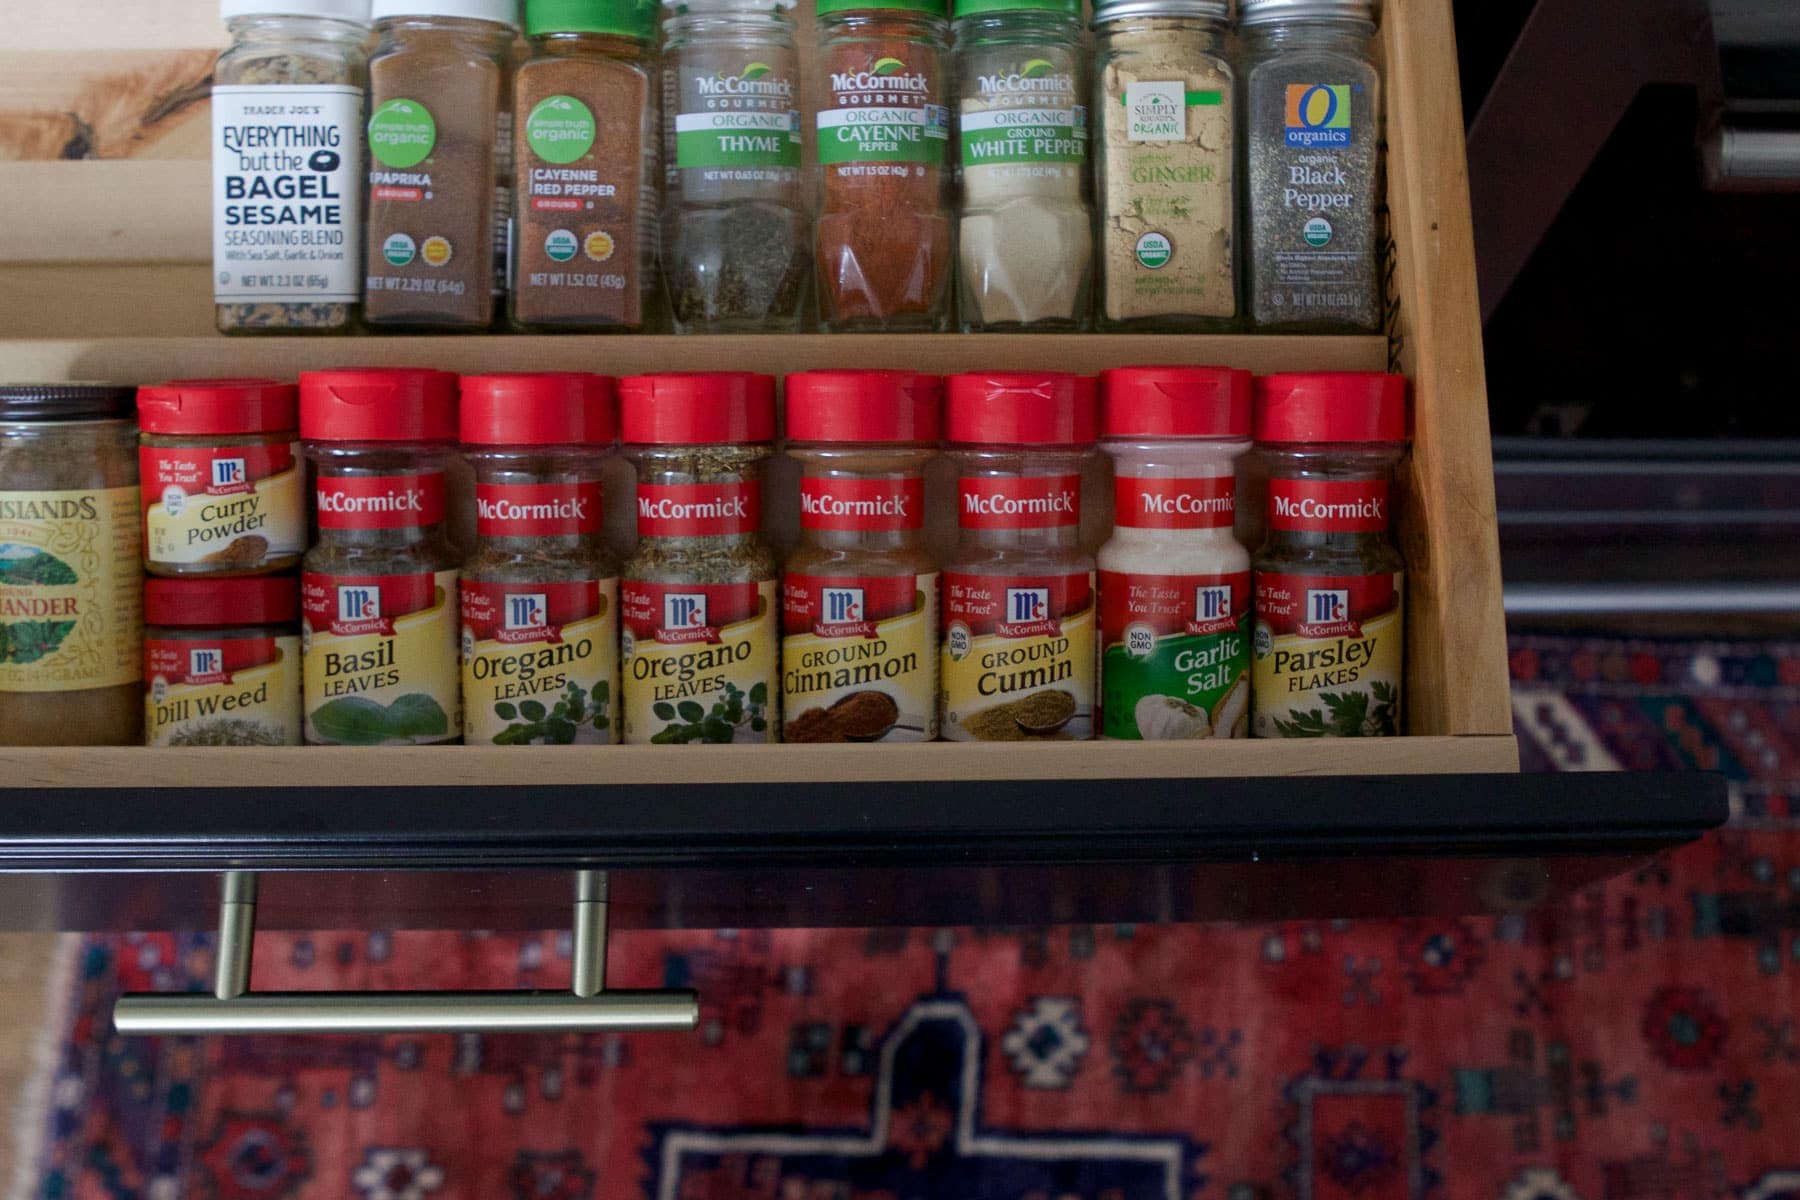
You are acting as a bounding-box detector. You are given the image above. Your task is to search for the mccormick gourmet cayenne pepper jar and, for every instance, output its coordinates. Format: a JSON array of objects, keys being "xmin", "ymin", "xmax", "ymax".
[
  {"xmin": 940, "ymin": 372, "xmax": 1097, "ymax": 741},
  {"xmin": 1251, "ymin": 371, "xmax": 1407, "ymax": 738},
  {"xmin": 144, "ymin": 577, "xmax": 303, "ymax": 746},
  {"xmin": 138, "ymin": 378, "xmax": 304, "ymax": 578},
  {"xmin": 782, "ymin": 371, "xmax": 940, "ymax": 743},
  {"xmin": 300, "ymin": 368, "xmax": 463, "ymax": 745},
  {"xmin": 619, "ymin": 373, "xmax": 779, "ymax": 744},
  {"xmin": 459, "ymin": 373, "xmax": 620, "ymax": 745},
  {"xmin": 1098, "ymin": 366, "xmax": 1251, "ymax": 739}
]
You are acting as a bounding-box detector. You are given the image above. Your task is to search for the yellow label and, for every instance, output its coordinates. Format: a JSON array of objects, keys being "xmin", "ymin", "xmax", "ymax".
[
  {"xmin": 146, "ymin": 636, "xmax": 302, "ymax": 746},
  {"xmin": 462, "ymin": 581, "xmax": 619, "ymax": 745},
  {"xmin": 302, "ymin": 569, "xmax": 461, "ymax": 745},
  {"xmin": 782, "ymin": 574, "xmax": 938, "ymax": 743},
  {"xmin": 621, "ymin": 580, "xmax": 778, "ymax": 745},
  {"xmin": 145, "ymin": 456, "xmax": 303, "ymax": 567},
  {"xmin": 1252, "ymin": 573, "xmax": 1403, "ymax": 738},
  {"xmin": 941, "ymin": 603, "xmax": 1096, "ymax": 741},
  {"xmin": 0, "ymin": 487, "xmax": 141, "ymax": 693}
]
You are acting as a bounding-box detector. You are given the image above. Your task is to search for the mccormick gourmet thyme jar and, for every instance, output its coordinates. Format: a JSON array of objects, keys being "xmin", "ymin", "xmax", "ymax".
[
  {"xmin": 299, "ymin": 368, "xmax": 463, "ymax": 745},
  {"xmin": 143, "ymin": 576, "xmax": 304, "ymax": 746}
]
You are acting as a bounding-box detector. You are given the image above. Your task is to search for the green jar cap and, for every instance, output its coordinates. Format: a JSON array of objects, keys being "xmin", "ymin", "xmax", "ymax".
[
  {"xmin": 525, "ymin": 0, "xmax": 656, "ymax": 37},
  {"xmin": 953, "ymin": 0, "xmax": 1077, "ymax": 15},
  {"xmin": 818, "ymin": 0, "xmax": 944, "ymax": 14}
]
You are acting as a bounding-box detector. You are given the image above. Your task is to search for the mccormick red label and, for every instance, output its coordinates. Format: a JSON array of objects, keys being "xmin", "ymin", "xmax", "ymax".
[
  {"xmin": 798, "ymin": 477, "xmax": 925, "ymax": 532},
  {"xmin": 944, "ymin": 571, "xmax": 1091, "ymax": 639},
  {"xmin": 784, "ymin": 573, "xmax": 923, "ymax": 639},
  {"xmin": 302, "ymin": 570, "xmax": 439, "ymax": 637},
  {"xmin": 146, "ymin": 634, "xmax": 282, "ymax": 686},
  {"xmin": 141, "ymin": 442, "xmax": 295, "ymax": 505},
  {"xmin": 1267, "ymin": 478, "xmax": 1389, "ymax": 534},
  {"xmin": 1255, "ymin": 571, "xmax": 1398, "ymax": 640},
  {"xmin": 1100, "ymin": 570, "xmax": 1248, "ymax": 641},
  {"xmin": 1252, "ymin": 569, "xmax": 1404, "ymax": 738},
  {"xmin": 635, "ymin": 481, "xmax": 762, "ymax": 538},
  {"xmin": 315, "ymin": 472, "xmax": 447, "ymax": 530},
  {"xmin": 141, "ymin": 441, "xmax": 304, "ymax": 567},
  {"xmin": 957, "ymin": 474, "xmax": 1081, "ymax": 530},
  {"xmin": 1114, "ymin": 475, "xmax": 1235, "ymax": 530},
  {"xmin": 622, "ymin": 579, "xmax": 765, "ymax": 646},
  {"xmin": 620, "ymin": 578, "xmax": 778, "ymax": 744},
  {"xmin": 462, "ymin": 580, "xmax": 606, "ymax": 645},
  {"xmin": 475, "ymin": 482, "xmax": 601, "ymax": 537}
]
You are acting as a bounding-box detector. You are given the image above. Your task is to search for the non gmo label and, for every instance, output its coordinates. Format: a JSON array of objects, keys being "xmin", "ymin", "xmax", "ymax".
[
  {"xmin": 145, "ymin": 633, "xmax": 301, "ymax": 746},
  {"xmin": 782, "ymin": 572, "xmax": 937, "ymax": 742},
  {"xmin": 620, "ymin": 579, "xmax": 778, "ymax": 744},
  {"xmin": 1099, "ymin": 569, "xmax": 1249, "ymax": 740},
  {"xmin": 142, "ymin": 441, "xmax": 303, "ymax": 569},
  {"xmin": 462, "ymin": 578, "xmax": 617, "ymax": 745},
  {"xmin": 301, "ymin": 569, "xmax": 460, "ymax": 745},
  {"xmin": 941, "ymin": 570, "xmax": 1094, "ymax": 741},
  {"xmin": 1252, "ymin": 569, "xmax": 1402, "ymax": 738},
  {"xmin": 0, "ymin": 487, "xmax": 141, "ymax": 693}
]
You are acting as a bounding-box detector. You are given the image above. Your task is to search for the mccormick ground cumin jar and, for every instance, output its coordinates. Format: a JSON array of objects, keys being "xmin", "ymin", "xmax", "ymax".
[
  {"xmin": 143, "ymin": 576, "xmax": 303, "ymax": 746},
  {"xmin": 138, "ymin": 378, "xmax": 304, "ymax": 578}
]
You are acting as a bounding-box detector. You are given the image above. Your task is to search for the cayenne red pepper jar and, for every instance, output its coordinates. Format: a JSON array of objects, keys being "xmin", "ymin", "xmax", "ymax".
[
  {"xmin": 143, "ymin": 576, "xmax": 303, "ymax": 747},
  {"xmin": 299, "ymin": 368, "xmax": 463, "ymax": 746},
  {"xmin": 940, "ymin": 371, "xmax": 1097, "ymax": 741},
  {"xmin": 460, "ymin": 373, "xmax": 620, "ymax": 745},
  {"xmin": 137, "ymin": 378, "xmax": 303, "ymax": 578},
  {"xmin": 782, "ymin": 370, "xmax": 940, "ymax": 742},
  {"xmin": 1251, "ymin": 371, "xmax": 1408, "ymax": 739},
  {"xmin": 618, "ymin": 372, "xmax": 779, "ymax": 744}
]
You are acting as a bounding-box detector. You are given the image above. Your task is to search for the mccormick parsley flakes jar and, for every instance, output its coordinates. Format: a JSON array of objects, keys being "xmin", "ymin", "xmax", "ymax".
[
  {"xmin": 619, "ymin": 372, "xmax": 779, "ymax": 744},
  {"xmin": 300, "ymin": 368, "xmax": 463, "ymax": 745},
  {"xmin": 1251, "ymin": 371, "xmax": 1407, "ymax": 738},
  {"xmin": 940, "ymin": 371, "xmax": 1097, "ymax": 741},
  {"xmin": 782, "ymin": 370, "xmax": 940, "ymax": 742},
  {"xmin": 144, "ymin": 576, "xmax": 303, "ymax": 746}
]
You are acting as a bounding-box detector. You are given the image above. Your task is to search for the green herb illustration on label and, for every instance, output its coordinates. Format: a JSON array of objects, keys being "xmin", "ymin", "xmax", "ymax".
[
  {"xmin": 1271, "ymin": 681, "xmax": 1398, "ymax": 737},
  {"xmin": 310, "ymin": 691, "xmax": 450, "ymax": 745},
  {"xmin": 873, "ymin": 57, "xmax": 906, "ymax": 76},
  {"xmin": 0, "ymin": 548, "xmax": 79, "ymax": 665},
  {"xmin": 167, "ymin": 718, "xmax": 287, "ymax": 746},
  {"xmin": 526, "ymin": 94, "xmax": 596, "ymax": 165},
  {"xmin": 367, "ymin": 99, "xmax": 436, "ymax": 169},
  {"xmin": 1022, "ymin": 59, "xmax": 1054, "ymax": 78},
  {"xmin": 650, "ymin": 680, "xmax": 767, "ymax": 744},
  {"xmin": 490, "ymin": 679, "xmax": 609, "ymax": 745}
]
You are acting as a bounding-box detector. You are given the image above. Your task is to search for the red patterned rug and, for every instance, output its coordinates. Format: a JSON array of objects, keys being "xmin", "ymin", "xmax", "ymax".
[{"xmin": 22, "ymin": 633, "xmax": 1800, "ymax": 1200}]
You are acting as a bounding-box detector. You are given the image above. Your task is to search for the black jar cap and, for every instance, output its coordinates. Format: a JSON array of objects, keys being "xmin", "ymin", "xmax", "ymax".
[{"xmin": 0, "ymin": 384, "xmax": 136, "ymax": 422}]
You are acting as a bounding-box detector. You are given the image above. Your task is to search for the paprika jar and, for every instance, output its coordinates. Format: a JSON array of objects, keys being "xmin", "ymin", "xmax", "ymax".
[
  {"xmin": 619, "ymin": 373, "xmax": 779, "ymax": 744},
  {"xmin": 813, "ymin": 0, "xmax": 954, "ymax": 331},
  {"xmin": 1251, "ymin": 371, "xmax": 1407, "ymax": 738},
  {"xmin": 940, "ymin": 372, "xmax": 1096, "ymax": 741},
  {"xmin": 1098, "ymin": 366, "xmax": 1251, "ymax": 740},
  {"xmin": 144, "ymin": 576, "xmax": 303, "ymax": 746},
  {"xmin": 460, "ymin": 373, "xmax": 620, "ymax": 746},
  {"xmin": 138, "ymin": 378, "xmax": 303, "ymax": 578},
  {"xmin": 300, "ymin": 368, "xmax": 463, "ymax": 745},
  {"xmin": 782, "ymin": 370, "xmax": 940, "ymax": 743}
]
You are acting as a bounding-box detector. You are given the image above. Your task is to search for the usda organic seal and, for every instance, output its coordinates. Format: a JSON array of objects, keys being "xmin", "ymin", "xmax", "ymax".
[{"xmin": 1134, "ymin": 231, "xmax": 1173, "ymax": 269}]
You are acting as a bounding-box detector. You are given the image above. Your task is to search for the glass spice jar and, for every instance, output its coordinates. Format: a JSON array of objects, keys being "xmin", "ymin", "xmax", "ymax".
[
  {"xmin": 510, "ymin": 0, "xmax": 661, "ymax": 331},
  {"xmin": 782, "ymin": 371, "xmax": 940, "ymax": 743},
  {"xmin": 1241, "ymin": 0, "xmax": 1383, "ymax": 332},
  {"xmin": 137, "ymin": 378, "xmax": 304, "ymax": 578},
  {"xmin": 660, "ymin": 0, "xmax": 811, "ymax": 332},
  {"xmin": 300, "ymin": 368, "xmax": 464, "ymax": 745},
  {"xmin": 1097, "ymin": 366, "xmax": 1251, "ymax": 740},
  {"xmin": 459, "ymin": 373, "xmax": 620, "ymax": 745},
  {"xmin": 0, "ymin": 386, "xmax": 143, "ymax": 747},
  {"xmin": 813, "ymin": 0, "xmax": 954, "ymax": 332},
  {"xmin": 619, "ymin": 373, "xmax": 779, "ymax": 743},
  {"xmin": 143, "ymin": 576, "xmax": 303, "ymax": 746},
  {"xmin": 940, "ymin": 372, "xmax": 1097, "ymax": 741},
  {"xmin": 1251, "ymin": 372, "xmax": 1407, "ymax": 738}
]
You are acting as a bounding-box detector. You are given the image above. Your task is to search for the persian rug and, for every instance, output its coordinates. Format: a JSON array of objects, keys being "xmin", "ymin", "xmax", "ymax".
[{"xmin": 18, "ymin": 633, "xmax": 1800, "ymax": 1200}]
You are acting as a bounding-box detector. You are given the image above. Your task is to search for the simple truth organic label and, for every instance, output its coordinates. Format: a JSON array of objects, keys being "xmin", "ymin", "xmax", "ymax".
[
  {"xmin": 941, "ymin": 570, "xmax": 1094, "ymax": 741},
  {"xmin": 145, "ymin": 633, "xmax": 301, "ymax": 746},
  {"xmin": 301, "ymin": 569, "xmax": 461, "ymax": 745},
  {"xmin": 462, "ymin": 579, "xmax": 618, "ymax": 745},
  {"xmin": 783, "ymin": 572, "xmax": 937, "ymax": 742},
  {"xmin": 142, "ymin": 441, "xmax": 303, "ymax": 569},
  {"xmin": 621, "ymin": 579, "xmax": 778, "ymax": 744},
  {"xmin": 0, "ymin": 487, "xmax": 141, "ymax": 692}
]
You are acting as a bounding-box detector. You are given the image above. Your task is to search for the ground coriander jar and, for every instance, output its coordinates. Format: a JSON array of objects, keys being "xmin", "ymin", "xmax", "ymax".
[
  {"xmin": 952, "ymin": 0, "xmax": 1093, "ymax": 331},
  {"xmin": 300, "ymin": 368, "xmax": 463, "ymax": 745},
  {"xmin": 362, "ymin": 0, "xmax": 520, "ymax": 331},
  {"xmin": 782, "ymin": 371, "xmax": 940, "ymax": 742},
  {"xmin": 137, "ymin": 379, "xmax": 304, "ymax": 578},
  {"xmin": 814, "ymin": 0, "xmax": 954, "ymax": 331},
  {"xmin": 144, "ymin": 577, "xmax": 303, "ymax": 746},
  {"xmin": 1251, "ymin": 371, "xmax": 1407, "ymax": 738},
  {"xmin": 619, "ymin": 373, "xmax": 779, "ymax": 743},
  {"xmin": 1093, "ymin": 0, "xmax": 1238, "ymax": 331},
  {"xmin": 0, "ymin": 386, "xmax": 142, "ymax": 746},
  {"xmin": 1241, "ymin": 0, "xmax": 1382, "ymax": 332},
  {"xmin": 940, "ymin": 372, "xmax": 1097, "ymax": 741},
  {"xmin": 213, "ymin": 0, "xmax": 371, "ymax": 335},
  {"xmin": 660, "ymin": 0, "xmax": 810, "ymax": 332},
  {"xmin": 460, "ymin": 373, "xmax": 620, "ymax": 745},
  {"xmin": 1098, "ymin": 366, "xmax": 1251, "ymax": 739}
]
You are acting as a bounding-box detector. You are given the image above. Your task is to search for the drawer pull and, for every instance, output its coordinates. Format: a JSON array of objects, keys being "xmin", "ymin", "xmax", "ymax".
[{"xmin": 113, "ymin": 870, "xmax": 698, "ymax": 1036}]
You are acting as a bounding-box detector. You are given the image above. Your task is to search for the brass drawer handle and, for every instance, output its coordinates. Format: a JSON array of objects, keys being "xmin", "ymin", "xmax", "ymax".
[{"xmin": 113, "ymin": 870, "xmax": 698, "ymax": 1036}]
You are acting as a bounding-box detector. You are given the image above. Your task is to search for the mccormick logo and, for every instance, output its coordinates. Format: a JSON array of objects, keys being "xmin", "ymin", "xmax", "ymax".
[
  {"xmin": 697, "ymin": 63, "xmax": 793, "ymax": 98},
  {"xmin": 1298, "ymin": 587, "xmax": 1361, "ymax": 638},
  {"xmin": 505, "ymin": 593, "xmax": 548, "ymax": 632},
  {"xmin": 814, "ymin": 585, "xmax": 880, "ymax": 639},
  {"xmin": 997, "ymin": 586, "xmax": 1060, "ymax": 639},
  {"xmin": 977, "ymin": 60, "xmax": 1075, "ymax": 96},
  {"xmin": 656, "ymin": 591, "xmax": 721, "ymax": 644},
  {"xmin": 1187, "ymin": 584, "xmax": 1238, "ymax": 636},
  {"xmin": 1270, "ymin": 492, "xmax": 1383, "ymax": 524},
  {"xmin": 338, "ymin": 585, "xmax": 379, "ymax": 624},
  {"xmin": 188, "ymin": 646, "xmax": 226, "ymax": 682},
  {"xmin": 211, "ymin": 457, "xmax": 248, "ymax": 491},
  {"xmin": 1285, "ymin": 84, "xmax": 1352, "ymax": 147}
]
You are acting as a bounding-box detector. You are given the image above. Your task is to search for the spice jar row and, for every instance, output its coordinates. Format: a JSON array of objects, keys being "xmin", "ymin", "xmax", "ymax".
[
  {"xmin": 0, "ymin": 368, "xmax": 1406, "ymax": 747},
  {"xmin": 213, "ymin": 0, "xmax": 1383, "ymax": 336}
]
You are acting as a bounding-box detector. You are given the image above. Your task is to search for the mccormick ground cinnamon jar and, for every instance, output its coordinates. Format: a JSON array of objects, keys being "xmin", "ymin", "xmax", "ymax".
[
  {"xmin": 138, "ymin": 378, "xmax": 303, "ymax": 578},
  {"xmin": 782, "ymin": 370, "xmax": 940, "ymax": 742},
  {"xmin": 144, "ymin": 576, "xmax": 303, "ymax": 746}
]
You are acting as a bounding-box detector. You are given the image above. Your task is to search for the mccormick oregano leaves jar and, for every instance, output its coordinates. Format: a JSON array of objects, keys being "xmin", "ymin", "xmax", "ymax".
[
  {"xmin": 782, "ymin": 370, "xmax": 940, "ymax": 742},
  {"xmin": 940, "ymin": 372, "xmax": 1097, "ymax": 741},
  {"xmin": 1251, "ymin": 371, "xmax": 1407, "ymax": 738},
  {"xmin": 300, "ymin": 368, "xmax": 463, "ymax": 745},
  {"xmin": 460, "ymin": 373, "xmax": 620, "ymax": 745},
  {"xmin": 619, "ymin": 373, "xmax": 779, "ymax": 743},
  {"xmin": 144, "ymin": 577, "xmax": 304, "ymax": 746},
  {"xmin": 137, "ymin": 378, "xmax": 304, "ymax": 578}
]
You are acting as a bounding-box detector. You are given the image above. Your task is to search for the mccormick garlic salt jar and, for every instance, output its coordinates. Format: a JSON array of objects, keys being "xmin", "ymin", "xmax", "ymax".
[{"xmin": 144, "ymin": 577, "xmax": 303, "ymax": 746}]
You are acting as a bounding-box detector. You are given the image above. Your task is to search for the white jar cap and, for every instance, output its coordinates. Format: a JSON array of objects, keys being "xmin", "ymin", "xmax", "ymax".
[
  {"xmin": 371, "ymin": 0, "xmax": 521, "ymax": 24},
  {"xmin": 222, "ymin": 0, "xmax": 372, "ymax": 20}
]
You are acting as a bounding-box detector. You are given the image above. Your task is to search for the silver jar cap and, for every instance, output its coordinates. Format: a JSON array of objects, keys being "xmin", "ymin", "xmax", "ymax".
[
  {"xmin": 1238, "ymin": 0, "xmax": 1376, "ymax": 24},
  {"xmin": 1094, "ymin": 0, "xmax": 1228, "ymax": 23}
]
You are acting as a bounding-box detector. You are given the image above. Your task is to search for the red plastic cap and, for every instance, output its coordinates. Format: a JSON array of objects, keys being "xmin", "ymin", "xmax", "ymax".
[
  {"xmin": 1254, "ymin": 372, "xmax": 1410, "ymax": 444},
  {"xmin": 784, "ymin": 371, "xmax": 942, "ymax": 444},
  {"xmin": 137, "ymin": 378, "xmax": 298, "ymax": 436},
  {"xmin": 1100, "ymin": 367, "xmax": 1251, "ymax": 439},
  {"xmin": 459, "ymin": 373, "xmax": 617, "ymax": 446},
  {"xmin": 618, "ymin": 373, "xmax": 776, "ymax": 444},
  {"xmin": 945, "ymin": 373, "xmax": 1098, "ymax": 447},
  {"xmin": 144, "ymin": 577, "xmax": 300, "ymax": 628},
  {"xmin": 299, "ymin": 369, "xmax": 459, "ymax": 442}
]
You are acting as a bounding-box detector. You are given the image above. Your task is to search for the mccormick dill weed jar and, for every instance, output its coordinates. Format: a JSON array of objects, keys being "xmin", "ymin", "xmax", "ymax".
[{"xmin": 144, "ymin": 576, "xmax": 303, "ymax": 746}]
